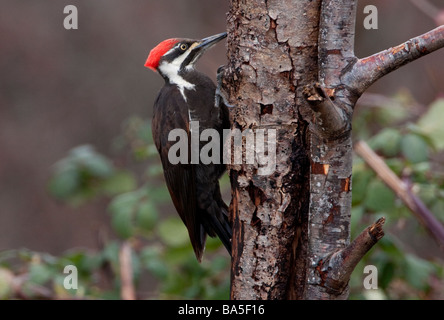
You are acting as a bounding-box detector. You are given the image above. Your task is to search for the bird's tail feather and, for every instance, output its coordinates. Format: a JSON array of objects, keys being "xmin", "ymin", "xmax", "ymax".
[{"xmin": 203, "ymin": 202, "xmax": 232, "ymax": 256}]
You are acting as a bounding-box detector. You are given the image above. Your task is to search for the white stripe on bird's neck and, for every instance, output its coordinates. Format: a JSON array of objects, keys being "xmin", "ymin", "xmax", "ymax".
[{"xmin": 158, "ymin": 55, "xmax": 195, "ymax": 101}]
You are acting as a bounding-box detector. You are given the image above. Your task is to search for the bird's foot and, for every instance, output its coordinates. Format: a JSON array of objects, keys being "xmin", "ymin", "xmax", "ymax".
[{"xmin": 215, "ymin": 65, "xmax": 235, "ymax": 108}]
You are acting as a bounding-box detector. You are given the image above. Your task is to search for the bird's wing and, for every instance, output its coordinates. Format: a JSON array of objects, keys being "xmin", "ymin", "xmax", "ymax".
[
  {"xmin": 163, "ymin": 164, "xmax": 206, "ymax": 259},
  {"xmin": 152, "ymin": 86, "xmax": 206, "ymax": 261}
]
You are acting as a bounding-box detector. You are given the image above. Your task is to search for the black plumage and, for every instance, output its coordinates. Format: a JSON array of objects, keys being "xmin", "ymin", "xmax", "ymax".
[{"xmin": 147, "ymin": 33, "xmax": 231, "ymax": 261}]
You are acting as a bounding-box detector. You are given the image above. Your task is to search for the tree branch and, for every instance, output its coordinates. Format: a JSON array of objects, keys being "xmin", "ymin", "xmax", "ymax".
[
  {"xmin": 303, "ymin": 83, "xmax": 350, "ymax": 140},
  {"xmin": 119, "ymin": 241, "xmax": 136, "ymax": 300},
  {"xmin": 302, "ymin": 0, "xmax": 358, "ymax": 300},
  {"xmin": 354, "ymin": 140, "xmax": 444, "ymax": 251},
  {"xmin": 344, "ymin": 25, "xmax": 444, "ymax": 96},
  {"xmin": 318, "ymin": 217, "xmax": 385, "ymax": 296},
  {"xmin": 303, "ymin": 0, "xmax": 356, "ymax": 140},
  {"xmin": 318, "ymin": 0, "xmax": 357, "ymax": 85}
]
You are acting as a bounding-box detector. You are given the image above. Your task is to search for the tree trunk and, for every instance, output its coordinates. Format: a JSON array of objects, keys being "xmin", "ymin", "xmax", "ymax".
[{"xmin": 223, "ymin": 0, "xmax": 444, "ymax": 300}]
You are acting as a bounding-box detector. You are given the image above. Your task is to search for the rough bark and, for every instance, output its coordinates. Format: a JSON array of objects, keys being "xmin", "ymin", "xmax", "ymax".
[
  {"xmin": 303, "ymin": 0, "xmax": 357, "ymax": 300},
  {"xmin": 224, "ymin": 0, "xmax": 319, "ymax": 300},
  {"xmin": 223, "ymin": 0, "xmax": 444, "ymax": 300}
]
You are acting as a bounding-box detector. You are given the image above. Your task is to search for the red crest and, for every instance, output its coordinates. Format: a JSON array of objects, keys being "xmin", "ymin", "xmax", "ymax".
[{"xmin": 144, "ymin": 39, "xmax": 179, "ymax": 71}]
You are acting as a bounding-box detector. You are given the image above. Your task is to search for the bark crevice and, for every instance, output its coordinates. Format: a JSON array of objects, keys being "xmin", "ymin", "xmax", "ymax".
[{"xmin": 226, "ymin": 0, "xmax": 444, "ymax": 300}]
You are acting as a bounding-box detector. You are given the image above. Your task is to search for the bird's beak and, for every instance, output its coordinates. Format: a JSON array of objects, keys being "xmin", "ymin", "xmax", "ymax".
[
  {"xmin": 182, "ymin": 32, "xmax": 227, "ymax": 69},
  {"xmin": 195, "ymin": 32, "xmax": 227, "ymax": 51}
]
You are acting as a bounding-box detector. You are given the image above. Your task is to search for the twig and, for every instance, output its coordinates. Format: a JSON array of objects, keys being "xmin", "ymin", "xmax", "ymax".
[
  {"xmin": 344, "ymin": 25, "xmax": 444, "ymax": 96},
  {"xmin": 354, "ymin": 140, "xmax": 444, "ymax": 250},
  {"xmin": 319, "ymin": 218, "xmax": 385, "ymax": 295},
  {"xmin": 119, "ymin": 241, "xmax": 136, "ymax": 300},
  {"xmin": 303, "ymin": 83, "xmax": 351, "ymax": 140}
]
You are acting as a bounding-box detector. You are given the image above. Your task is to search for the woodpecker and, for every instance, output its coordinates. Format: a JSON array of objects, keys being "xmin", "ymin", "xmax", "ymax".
[{"xmin": 144, "ymin": 32, "xmax": 231, "ymax": 261}]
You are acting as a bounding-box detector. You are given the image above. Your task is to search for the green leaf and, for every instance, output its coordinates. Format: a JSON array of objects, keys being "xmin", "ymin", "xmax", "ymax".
[
  {"xmin": 112, "ymin": 208, "xmax": 134, "ymax": 239},
  {"xmin": 404, "ymin": 254, "xmax": 434, "ymax": 290},
  {"xmin": 136, "ymin": 200, "xmax": 158, "ymax": 231},
  {"xmin": 205, "ymin": 236, "xmax": 223, "ymax": 252},
  {"xmin": 376, "ymin": 104, "xmax": 409, "ymax": 126},
  {"xmin": 384, "ymin": 158, "xmax": 405, "ymax": 176},
  {"xmin": 379, "ymin": 261, "xmax": 396, "ymax": 289},
  {"xmin": 417, "ymin": 184, "xmax": 438, "ymax": 206},
  {"xmin": 108, "ymin": 192, "xmax": 139, "ymax": 238},
  {"xmin": 369, "ymin": 128, "xmax": 402, "ymax": 157},
  {"xmin": 137, "ymin": 121, "xmax": 153, "ymax": 143},
  {"xmin": 416, "ymin": 99, "xmax": 444, "ymax": 151},
  {"xmin": 158, "ymin": 218, "xmax": 190, "ymax": 248},
  {"xmin": 145, "ymin": 163, "xmax": 164, "ymax": 178},
  {"xmin": 352, "ymin": 168, "xmax": 374, "ymax": 205},
  {"xmin": 49, "ymin": 145, "xmax": 126, "ymax": 205},
  {"xmin": 140, "ymin": 247, "xmax": 168, "ymax": 280},
  {"xmin": 28, "ymin": 263, "xmax": 53, "ymax": 285},
  {"xmin": 70, "ymin": 145, "xmax": 113, "ymax": 178},
  {"xmin": 63, "ymin": 251, "xmax": 102, "ymax": 276},
  {"xmin": 431, "ymin": 200, "xmax": 444, "ymax": 222},
  {"xmin": 101, "ymin": 170, "xmax": 137, "ymax": 195},
  {"xmin": 410, "ymin": 162, "xmax": 431, "ymax": 184},
  {"xmin": 378, "ymin": 236, "xmax": 404, "ymax": 261},
  {"xmin": 101, "ymin": 241, "xmax": 120, "ymax": 270},
  {"xmin": 48, "ymin": 167, "xmax": 80, "ymax": 199},
  {"xmin": 144, "ymin": 184, "xmax": 171, "ymax": 203},
  {"xmin": 164, "ymin": 246, "xmax": 195, "ymax": 265},
  {"xmin": 210, "ymin": 256, "xmax": 229, "ymax": 273},
  {"xmin": 364, "ymin": 179, "xmax": 396, "ymax": 212},
  {"xmin": 400, "ymin": 133, "xmax": 428, "ymax": 164},
  {"xmin": 374, "ymin": 90, "xmax": 412, "ymax": 125},
  {"xmin": 350, "ymin": 205, "xmax": 364, "ymax": 238}
]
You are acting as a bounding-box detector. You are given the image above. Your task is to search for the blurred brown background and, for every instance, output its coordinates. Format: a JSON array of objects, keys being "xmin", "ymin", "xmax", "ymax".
[{"xmin": 0, "ymin": 0, "xmax": 443, "ymax": 254}]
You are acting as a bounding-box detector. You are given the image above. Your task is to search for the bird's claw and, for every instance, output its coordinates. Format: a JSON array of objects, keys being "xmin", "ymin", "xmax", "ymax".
[{"xmin": 215, "ymin": 65, "xmax": 235, "ymax": 108}]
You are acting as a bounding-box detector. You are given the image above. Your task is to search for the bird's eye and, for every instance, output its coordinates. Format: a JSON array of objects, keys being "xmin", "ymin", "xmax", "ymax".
[{"xmin": 180, "ymin": 44, "xmax": 188, "ymax": 51}]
